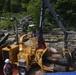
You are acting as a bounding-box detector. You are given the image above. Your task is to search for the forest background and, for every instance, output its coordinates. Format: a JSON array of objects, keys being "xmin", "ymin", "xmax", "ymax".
[{"xmin": 0, "ymin": 0, "xmax": 76, "ymax": 31}]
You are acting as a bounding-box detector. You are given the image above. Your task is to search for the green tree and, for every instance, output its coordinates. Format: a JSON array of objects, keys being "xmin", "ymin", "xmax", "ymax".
[
  {"xmin": 27, "ymin": 0, "xmax": 41, "ymax": 24},
  {"xmin": 21, "ymin": 0, "xmax": 30, "ymax": 11},
  {"xmin": 0, "ymin": 0, "xmax": 5, "ymax": 12},
  {"xmin": 0, "ymin": 0, "xmax": 76, "ymax": 30},
  {"xmin": 27, "ymin": 0, "xmax": 76, "ymax": 30},
  {"xmin": 54, "ymin": 0, "xmax": 76, "ymax": 30},
  {"xmin": 2, "ymin": 0, "xmax": 11, "ymax": 12},
  {"xmin": 10, "ymin": 0, "xmax": 22, "ymax": 13}
]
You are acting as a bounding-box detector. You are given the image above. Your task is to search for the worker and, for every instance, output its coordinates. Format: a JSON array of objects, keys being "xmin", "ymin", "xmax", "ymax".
[
  {"xmin": 31, "ymin": 30, "xmax": 38, "ymax": 37},
  {"xmin": 3, "ymin": 59, "xmax": 14, "ymax": 75}
]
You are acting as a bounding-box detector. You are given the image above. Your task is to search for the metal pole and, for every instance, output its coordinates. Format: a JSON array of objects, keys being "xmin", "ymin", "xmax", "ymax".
[
  {"xmin": 10, "ymin": 15, "xmax": 19, "ymax": 45},
  {"xmin": 39, "ymin": 0, "xmax": 45, "ymax": 41},
  {"xmin": 15, "ymin": 18, "xmax": 18, "ymax": 44}
]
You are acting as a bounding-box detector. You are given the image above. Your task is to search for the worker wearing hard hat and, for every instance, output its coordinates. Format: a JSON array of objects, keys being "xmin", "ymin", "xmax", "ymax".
[{"xmin": 3, "ymin": 59, "xmax": 14, "ymax": 75}]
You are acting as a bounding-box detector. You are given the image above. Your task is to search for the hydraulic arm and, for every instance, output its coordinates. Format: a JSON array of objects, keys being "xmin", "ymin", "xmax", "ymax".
[
  {"xmin": 39, "ymin": 0, "xmax": 70, "ymax": 54},
  {"xmin": 39, "ymin": 0, "xmax": 75, "ymax": 64},
  {"xmin": 42, "ymin": 0, "xmax": 68, "ymax": 34}
]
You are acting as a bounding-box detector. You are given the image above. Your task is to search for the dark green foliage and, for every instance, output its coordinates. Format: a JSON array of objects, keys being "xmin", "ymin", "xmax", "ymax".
[
  {"xmin": 21, "ymin": 0, "xmax": 30, "ymax": 11},
  {"xmin": 2, "ymin": 0, "xmax": 11, "ymax": 12},
  {"xmin": 0, "ymin": 0, "xmax": 5, "ymax": 11},
  {"xmin": 10, "ymin": 0, "xmax": 22, "ymax": 13},
  {"xmin": 0, "ymin": 0, "xmax": 76, "ymax": 30},
  {"xmin": 27, "ymin": 0, "xmax": 41, "ymax": 24},
  {"xmin": 54, "ymin": 0, "xmax": 76, "ymax": 30}
]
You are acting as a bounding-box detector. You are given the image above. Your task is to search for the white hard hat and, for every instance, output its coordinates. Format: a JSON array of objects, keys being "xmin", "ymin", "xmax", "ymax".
[{"xmin": 5, "ymin": 59, "xmax": 11, "ymax": 63}]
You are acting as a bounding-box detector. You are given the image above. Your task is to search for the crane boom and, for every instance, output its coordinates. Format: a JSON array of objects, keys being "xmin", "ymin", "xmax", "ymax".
[
  {"xmin": 42, "ymin": 0, "xmax": 68, "ymax": 34},
  {"xmin": 39, "ymin": 0, "xmax": 68, "ymax": 48}
]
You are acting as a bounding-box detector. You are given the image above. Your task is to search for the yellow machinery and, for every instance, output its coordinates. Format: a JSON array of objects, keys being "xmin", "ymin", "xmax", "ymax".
[
  {"xmin": 17, "ymin": 32, "xmax": 53, "ymax": 72},
  {"xmin": 2, "ymin": 32, "xmax": 76, "ymax": 75},
  {"xmin": 2, "ymin": 32, "xmax": 54, "ymax": 73}
]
